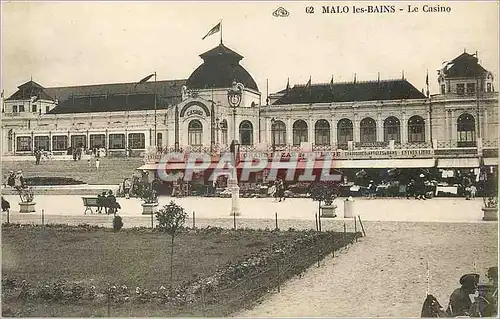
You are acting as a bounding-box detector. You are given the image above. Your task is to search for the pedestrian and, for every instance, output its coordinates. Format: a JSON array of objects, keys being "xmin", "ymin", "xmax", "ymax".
[
  {"xmin": 406, "ymin": 179, "xmax": 415, "ymax": 199},
  {"xmin": 463, "ymin": 174, "xmax": 472, "ymax": 200},
  {"xmin": 447, "ymin": 273, "xmax": 479, "ymax": 317},
  {"xmin": 106, "ymin": 190, "xmax": 120, "ymax": 216},
  {"xmin": 123, "ymin": 178, "xmax": 131, "ymax": 199},
  {"xmin": 7, "ymin": 171, "xmax": 15, "ymax": 188},
  {"xmin": 14, "ymin": 170, "xmax": 25, "ymax": 191},
  {"xmin": 1, "ymin": 196, "xmax": 10, "ymax": 212},
  {"xmin": 34, "ymin": 148, "xmax": 41, "ymax": 165},
  {"xmin": 88, "ymin": 158, "xmax": 92, "ymax": 171},
  {"xmin": 95, "ymin": 158, "xmax": 100, "ymax": 170},
  {"xmin": 470, "ymin": 184, "xmax": 477, "ymax": 199},
  {"xmin": 416, "ymin": 174, "xmax": 426, "ymax": 200}
]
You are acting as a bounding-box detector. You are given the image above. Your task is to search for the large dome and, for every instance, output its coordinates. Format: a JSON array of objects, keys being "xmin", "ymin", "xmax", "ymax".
[{"xmin": 186, "ymin": 44, "xmax": 259, "ymax": 91}]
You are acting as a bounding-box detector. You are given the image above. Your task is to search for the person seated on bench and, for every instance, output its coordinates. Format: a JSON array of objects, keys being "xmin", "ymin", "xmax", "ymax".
[
  {"xmin": 105, "ymin": 190, "xmax": 121, "ymax": 215},
  {"xmin": 97, "ymin": 192, "xmax": 106, "ymax": 214}
]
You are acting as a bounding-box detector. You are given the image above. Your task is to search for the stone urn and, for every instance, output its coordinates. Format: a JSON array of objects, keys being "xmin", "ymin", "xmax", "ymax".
[
  {"xmin": 19, "ymin": 201, "xmax": 36, "ymax": 213},
  {"xmin": 482, "ymin": 207, "xmax": 498, "ymax": 221},
  {"xmin": 142, "ymin": 202, "xmax": 158, "ymax": 215},
  {"xmin": 320, "ymin": 203, "xmax": 337, "ymax": 218}
]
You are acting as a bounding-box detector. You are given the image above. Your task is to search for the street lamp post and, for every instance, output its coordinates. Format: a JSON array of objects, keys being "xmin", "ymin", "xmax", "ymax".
[{"xmin": 229, "ymin": 106, "xmax": 240, "ymax": 216}]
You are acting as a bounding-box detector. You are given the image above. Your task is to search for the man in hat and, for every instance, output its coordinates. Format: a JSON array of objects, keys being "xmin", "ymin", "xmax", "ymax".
[
  {"xmin": 416, "ymin": 174, "xmax": 426, "ymax": 200},
  {"xmin": 446, "ymin": 273, "xmax": 479, "ymax": 316}
]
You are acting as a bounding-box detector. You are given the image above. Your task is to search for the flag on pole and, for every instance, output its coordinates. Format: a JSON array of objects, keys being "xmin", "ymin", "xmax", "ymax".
[
  {"xmin": 330, "ymin": 76, "xmax": 334, "ymax": 90},
  {"xmin": 202, "ymin": 22, "xmax": 221, "ymax": 40},
  {"xmin": 426, "ymin": 72, "xmax": 429, "ymax": 85},
  {"xmin": 134, "ymin": 73, "xmax": 155, "ymax": 88},
  {"xmin": 286, "ymin": 78, "xmax": 290, "ymax": 94}
]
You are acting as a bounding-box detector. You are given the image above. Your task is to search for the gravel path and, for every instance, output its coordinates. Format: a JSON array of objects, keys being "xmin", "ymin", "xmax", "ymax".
[{"xmin": 235, "ymin": 221, "xmax": 498, "ymax": 317}]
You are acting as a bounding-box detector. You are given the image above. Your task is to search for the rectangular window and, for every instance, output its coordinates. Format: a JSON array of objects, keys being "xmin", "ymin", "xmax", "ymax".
[
  {"xmin": 52, "ymin": 135, "xmax": 68, "ymax": 151},
  {"xmin": 71, "ymin": 135, "xmax": 87, "ymax": 148},
  {"xmin": 34, "ymin": 136, "xmax": 50, "ymax": 151},
  {"xmin": 19, "ymin": 105, "xmax": 25, "ymax": 112},
  {"xmin": 32, "ymin": 105, "xmax": 37, "ymax": 113},
  {"xmin": 46, "ymin": 105, "xmax": 50, "ymax": 113},
  {"xmin": 487, "ymin": 83, "xmax": 492, "ymax": 92},
  {"xmin": 466, "ymin": 83, "xmax": 476, "ymax": 94},
  {"xmin": 13, "ymin": 105, "xmax": 18, "ymax": 113},
  {"xmin": 128, "ymin": 133, "xmax": 145, "ymax": 149},
  {"xmin": 90, "ymin": 134, "xmax": 106, "ymax": 149},
  {"xmin": 109, "ymin": 134, "xmax": 125, "ymax": 149},
  {"xmin": 157, "ymin": 133, "xmax": 162, "ymax": 148},
  {"xmin": 456, "ymin": 84, "xmax": 465, "ymax": 95},
  {"xmin": 441, "ymin": 84, "xmax": 446, "ymax": 94},
  {"xmin": 16, "ymin": 136, "xmax": 32, "ymax": 151}
]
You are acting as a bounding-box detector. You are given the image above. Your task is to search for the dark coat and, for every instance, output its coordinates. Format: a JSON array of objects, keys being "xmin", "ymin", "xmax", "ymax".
[{"xmin": 447, "ymin": 287, "xmax": 473, "ymax": 316}]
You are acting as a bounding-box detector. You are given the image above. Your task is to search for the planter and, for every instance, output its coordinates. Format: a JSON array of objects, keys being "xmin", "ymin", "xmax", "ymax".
[
  {"xmin": 19, "ymin": 202, "xmax": 36, "ymax": 213},
  {"xmin": 320, "ymin": 204, "xmax": 337, "ymax": 218},
  {"xmin": 142, "ymin": 203, "xmax": 158, "ymax": 215},
  {"xmin": 482, "ymin": 207, "xmax": 498, "ymax": 221}
]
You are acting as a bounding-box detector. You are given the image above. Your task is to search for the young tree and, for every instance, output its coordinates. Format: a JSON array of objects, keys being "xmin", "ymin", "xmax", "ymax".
[{"xmin": 155, "ymin": 201, "xmax": 188, "ymax": 282}]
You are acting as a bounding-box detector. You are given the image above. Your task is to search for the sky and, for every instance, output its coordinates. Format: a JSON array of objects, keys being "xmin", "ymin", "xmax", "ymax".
[{"xmin": 1, "ymin": 1, "xmax": 499, "ymax": 99}]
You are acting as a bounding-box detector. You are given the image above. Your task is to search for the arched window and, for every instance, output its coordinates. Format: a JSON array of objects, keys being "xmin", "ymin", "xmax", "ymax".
[
  {"xmin": 293, "ymin": 120, "xmax": 308, "ymax": 145},
  {"xmin": 220, "ymin": 120, "xmax": 228, "ymax": 145},
  {"xmin": 457, "ymin": 113, "xmax": 476, "ymax": 147},
  {"xmin": 384, "ymin": 116, "xmax": 401, "ymax": 142},
  {"xmin": 337, "ymin": 118, "xmax": 353, "ymax": 146},
  {"xmin": 188, "ymin": 120, "xmax": 203, "ymax": 146},
  {"xmin": 239, "ymin": 120, "xmax": 253, "ymax": 145},
  {"xmin": 360, "ymin": 117, "xmax": 376, "ymax": 144},
  {"xmin": 408, "ymin": 116, "xmax": 425, "ymax": 143},
  {"xmin": 315, "ymin": 119, "xmax": 330, "ymax": 145},
  {"xmin": 271, "ymin": 120, "xmax": 286, "ymax": 146}
]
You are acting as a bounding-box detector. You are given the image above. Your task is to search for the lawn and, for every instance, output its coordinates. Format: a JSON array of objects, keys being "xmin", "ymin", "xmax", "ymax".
[
  {"xmin": 2, "ymin": 158, "xmax": 143, "ymax": 185},
  {"xmin": 2, "ymin": 224, "xmax": 359, "ymax": 317}
]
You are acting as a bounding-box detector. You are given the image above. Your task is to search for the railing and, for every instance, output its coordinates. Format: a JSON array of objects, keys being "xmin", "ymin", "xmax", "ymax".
[{"xmin": 142, "ymin": 141, "xmax": 497, "ymax": 163}]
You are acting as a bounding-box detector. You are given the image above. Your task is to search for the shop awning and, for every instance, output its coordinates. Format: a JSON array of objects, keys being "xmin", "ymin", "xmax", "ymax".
[
  {"xmin": 483, "ymin": 158, "xmax": 498, "ymax": 166},
  {"xmin": 437, "ymin": 158, "xmax": 480, "ymax": 168},
  {"xmin": 331, "ymin": 158, "xmax": 436, "ymax": 169},
  {"xmin": 236, "ymin": 159, "xmax": 435, "ymax": 169}
]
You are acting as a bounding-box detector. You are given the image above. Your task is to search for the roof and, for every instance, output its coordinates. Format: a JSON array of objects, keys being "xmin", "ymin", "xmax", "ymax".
[
  {"xmin": 443, "ymin": 52, "xmax": 488, "ymax": 78},
  {"xmin": 272, "ymin": 79, "xmax": 426, "ymax": 105},
  {"xmin": 186, "ymin": 43, "xmax": 259, "ymax": 91},
  {"xmin": 44, "ymin": 79, "xmax": 186, "ymax": 102},
  {"xmin": 199, "ymin": 44, "xmax": 243, "ymax": 61},
  {"xmin": 5, "ymin": 80, "xmax": 55, "ymax": 101},
  {"xmin": 7, "ymin": 79, "xmax": 186, "ymax": 113},
  {"xmin": 48, "ymin": 92, "xmax": 178, "ymax": 114}
]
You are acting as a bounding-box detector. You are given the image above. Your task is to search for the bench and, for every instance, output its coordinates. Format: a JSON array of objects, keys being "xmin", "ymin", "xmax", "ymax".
[
  {"xmin": 82, "ymin": 197, "xmax": 99, "ymax": 215},
  {"xmin": 82, "ymin": 197, "xmax": 120, "ymax": 215}
]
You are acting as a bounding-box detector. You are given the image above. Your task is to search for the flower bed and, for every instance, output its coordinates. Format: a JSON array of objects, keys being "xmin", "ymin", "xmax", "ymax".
[
  {"xmin": 1, "ymin": 223, "xmax": 361, "ymax": 317},
  {"xmin": 24, "ymin": 177, "xmax": 85, "ymax": 186}
]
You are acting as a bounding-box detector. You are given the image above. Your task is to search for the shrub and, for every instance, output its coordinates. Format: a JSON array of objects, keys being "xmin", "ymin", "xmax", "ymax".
[{"xmin": 113, "ymin": 215, "xmax": 123, "ymax": 232}]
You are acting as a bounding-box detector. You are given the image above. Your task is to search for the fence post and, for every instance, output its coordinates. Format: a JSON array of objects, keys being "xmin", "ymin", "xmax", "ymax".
[
  {"xmin": 276, "ymin": 257, "xmax": 281, "ymax": 293},
  {"xmin": 7, "ymin": 209, "xmax": 10, "ymax": 224},
  {"xmin": 358, "ymin": 215, "xmax": 366, "ymax": 237},
  {"xmin": 107, "ymin": 291, "xmax": 111, "ymax": 317},
  {"xmin": 275, "ymin": 212, "xmax": 278, "ymax": 231},
  {"xmin": 41, "ymin": 209, "xmax": 44, "ymax": 226},
  {"xmin": 343, "ymin": 222, "xmax": 347, "ymax": 247},
  {"xmin": 151, "ymin": 210, "xmax": 154, "ymax": 229},
  {"xmin": 317, "ymin": 244, "xmax": 321, "ymax": 268},
  {"xmin": 318, "ymin": 212, "xmax": 322, "ymax": 232},
  {"xmin": 353, "ymin": 216, "xmax": 357, "ymax": 242},
  {"xmin": 201, "ymin": 284, "xmax": 206, "ymax": 316},
  {"xmin": 233, "ymin": 211, "xmax": 236, "ymax": 230},
  {"xmin": 193, "ymin": 210, "xmax": 196, "ymax": 229},
  {"xmin": 332, "ymin": 234, "xmax": 335, "ymax": 258},
  {"xmin": 315, "ymin": 214, "xmax": 318, "ymax": 231}
]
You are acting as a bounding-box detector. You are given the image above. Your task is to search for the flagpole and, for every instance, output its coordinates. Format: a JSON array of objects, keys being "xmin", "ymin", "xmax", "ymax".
[
  {"xmin": 220, "ymin": 20, "xmax": 223, "ymax": 44},
  {"xmin": 154, "ymin": 71, "xmax": 157, "ymax": 150}
]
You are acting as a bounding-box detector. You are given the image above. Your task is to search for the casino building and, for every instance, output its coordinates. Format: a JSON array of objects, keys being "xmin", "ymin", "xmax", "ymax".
[{"xmin": 1, "ymin": 43, "xmax": 498, "ymax": 187}]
